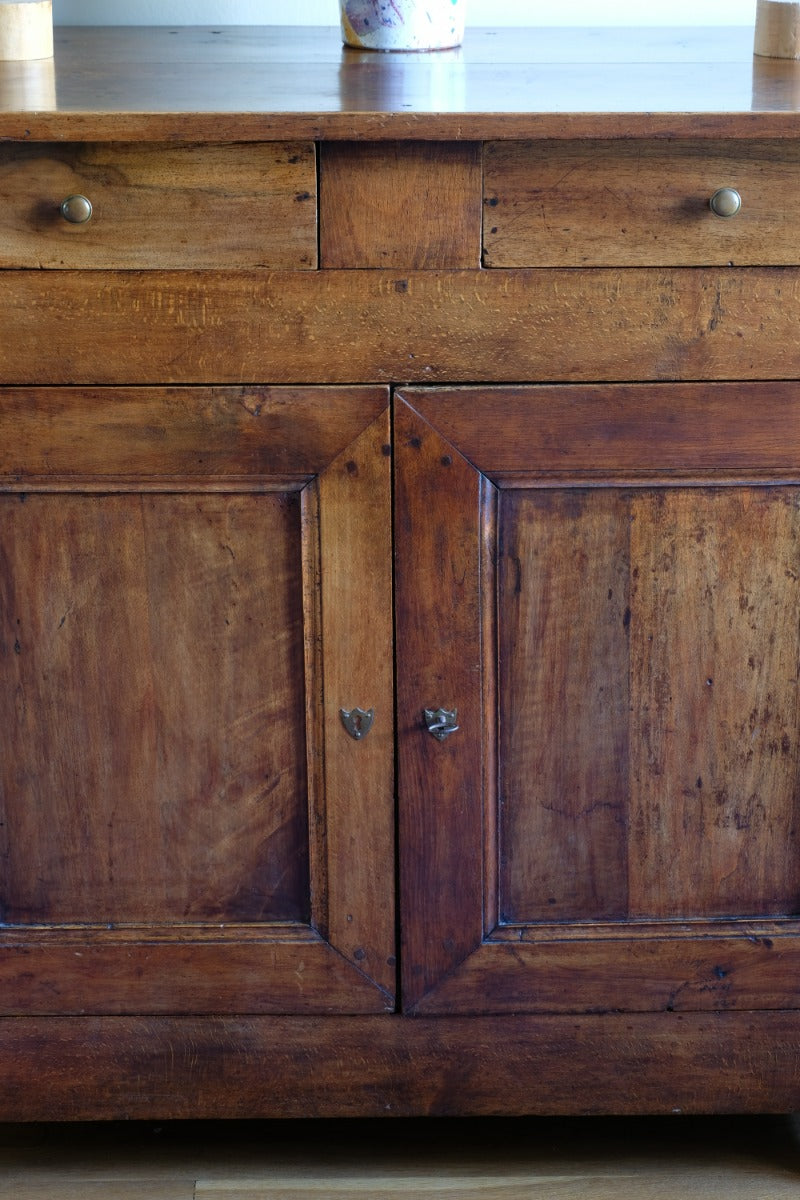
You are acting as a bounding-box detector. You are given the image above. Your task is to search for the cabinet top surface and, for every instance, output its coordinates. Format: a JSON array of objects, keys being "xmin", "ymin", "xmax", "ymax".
[{"xmin": 1, "ymin": 24, "xmax": 799, "ymax": 140}]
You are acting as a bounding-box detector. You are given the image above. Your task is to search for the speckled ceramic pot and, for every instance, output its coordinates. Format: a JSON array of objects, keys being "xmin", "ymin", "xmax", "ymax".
[{"xmin": 341, "ymin": 0, "xmax": 464, "ymax": 51}]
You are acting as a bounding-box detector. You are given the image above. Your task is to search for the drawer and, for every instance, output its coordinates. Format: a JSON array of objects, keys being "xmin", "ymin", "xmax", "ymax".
[
  {"xmin": 0, "ymin": 142, "xmax": 317, "ymax": 269},
  {"xmin": 484, "ymin": 140, "xmax": 800, "ymax": 267}
]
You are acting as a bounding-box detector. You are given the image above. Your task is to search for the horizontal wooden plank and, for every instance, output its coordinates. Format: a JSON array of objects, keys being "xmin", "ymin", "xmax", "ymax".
[
  {"xmin": 0, "ymin": 936, "xmax": 392, "ymax": 1015},
  {"xmin": 2, "ymin": 1012, "xmax": 800, "ymax": 1118},
  {"xmin": 399, "ymin": 383, "xmax": 800, "ymax": 476},
  {"xmin": 9, "ymin": 111, "xmax": 800, "ymax": 144},
  {"xmin": 195, "ymin": 1176, "xmax": 800, "ymax": 1200},
  {"xmin": 2, "ymin": 269, "xmax": 800, "ymax": 386},
  {"xmin": 2, "ymin": 28, "xmax": 800, "ymax": 142},
  {"xmin": 0, "ymin": 387, "xmax": 389, "ymax": 479},
  {"xmin": 412, "ymin": 935, "xmax": 800, "ymax": 1016},
  {"xmin": 7, "ymin": 1187, "xmax": 191, "ymax": 1200},
  {"xmin": 196, "ymin": 1174, "xmax": 800, "ymax": 1200},
  {"xmin": 484, "ymin": 140, "xmax": 800, "ymax": 268}
]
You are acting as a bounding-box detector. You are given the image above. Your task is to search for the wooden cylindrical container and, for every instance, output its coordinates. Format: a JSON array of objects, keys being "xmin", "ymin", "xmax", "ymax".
[
  {"xmin": 754, "ymin": 0, "xmax": 800, "ymax": 59},
  {"xmin": 0, "ymin": 0, "xmax": 53, "ymax": 61},
  {"xmin": 341, "ymin": 0, "xmax": 465, "ymax": 51}
]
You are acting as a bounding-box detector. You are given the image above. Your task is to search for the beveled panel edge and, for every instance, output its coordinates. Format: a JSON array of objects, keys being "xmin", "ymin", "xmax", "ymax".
[
  {"xmin": 411, "ymin": 934, "xmax": 800, "ymax": 1016},
  {"xmin": 0, "ymin": 922, "xmax": 321, "ymax": 945},
  {"xmin": 0, "ymin": 936, "xmax": 394, "ymax": 1016},
  {"xmin": 0, "ymin": 385, "xmax": 391, "ymax": 478},
  {"xmin": 400, "ymin": 382, "xmax": 800, "ymax": 476},
  {"xmin": 490, "ymin": 917, "xmax": 800, "ymax": 943}
]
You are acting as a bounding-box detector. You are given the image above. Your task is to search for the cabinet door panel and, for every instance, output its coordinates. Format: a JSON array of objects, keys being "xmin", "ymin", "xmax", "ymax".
[
  {"xmin": 0, "ymin": 386, "xmax": 394, "ymax": 1015},
  {"xmin": 1, "ymin": 491, "xmax": 308, "ymax": 926},
  {"xmin": 627, "ymin": 488, "xmax": 800, "ymax": 919},
  {"xmin": 500, "ymin": 486, "xmax": 800, "ymax": 926},
  {"xmin": 397, "ymin": 384, "xmax": 800, "ymax": 1014},
  {"xmin": 499, "ymin": 488, "xmax": 630, "ymax": 924}
]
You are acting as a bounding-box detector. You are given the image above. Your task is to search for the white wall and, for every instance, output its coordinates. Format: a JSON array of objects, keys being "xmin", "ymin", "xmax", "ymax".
[{"xmin": 53, "ymin": 1, "xmax": 758, "ymax": 28}]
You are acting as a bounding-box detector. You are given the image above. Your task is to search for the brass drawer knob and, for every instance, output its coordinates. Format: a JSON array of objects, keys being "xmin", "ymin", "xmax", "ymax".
[
  {"xmin": 59, "ymin": 194, "xmax": 93, "ymax": 224},
  {"xmin": 709, "ymin": 187, "xmax": 741, "ymax": 218}
]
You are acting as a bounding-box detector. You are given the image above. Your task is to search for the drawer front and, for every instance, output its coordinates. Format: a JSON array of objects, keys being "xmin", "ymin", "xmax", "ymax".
[
  {"xmin": 484, "ymin": 139, "xmax": 800, "ymax": 267},
  {"xmin": 0, "ymin": 142, "xmax": 317, "ymax": 269}
]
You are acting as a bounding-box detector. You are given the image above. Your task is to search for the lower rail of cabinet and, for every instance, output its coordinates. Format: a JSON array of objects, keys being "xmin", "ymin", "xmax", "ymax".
[{"xmin": 1, "ymin": 1012, "xmax": 798, "ymax": 1119}]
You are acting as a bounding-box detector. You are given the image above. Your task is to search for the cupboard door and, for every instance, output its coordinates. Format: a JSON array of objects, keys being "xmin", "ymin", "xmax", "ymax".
[
  {"xmin": 0, "ymin": 386, "xmax": 394, "ymax": 1014},
  {"xmin": 396, "ymin": 384, "xmax": 800, "ymax": 1013}
]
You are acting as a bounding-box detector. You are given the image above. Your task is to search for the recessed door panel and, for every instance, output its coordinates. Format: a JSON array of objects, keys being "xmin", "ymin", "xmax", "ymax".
[
  {"xmin": 498, "ymin": 486, "xmax": 800, "ymax": 927},
  {"xmin": 1, "ymin": 491, "xmax": 309, "ymax": 926},
  {"xmin": 499, "ymin": 488, "xmax": 631, "ymax": 924}
]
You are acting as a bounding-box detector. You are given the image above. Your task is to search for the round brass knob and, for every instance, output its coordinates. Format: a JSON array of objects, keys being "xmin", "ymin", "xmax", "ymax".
[
  {"xmin": 59, "ymin": 194, "xmax": 93, "ymax": 224},
  {"xmin": 709, "ymin": 187, "xmax": 741, "ymax": 218}
]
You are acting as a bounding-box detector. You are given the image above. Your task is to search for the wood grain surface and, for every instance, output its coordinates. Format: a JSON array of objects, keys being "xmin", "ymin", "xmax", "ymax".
[
  {"xmin": 393, "ymin": 398, "xmax": 487, "ymax": 1008},
  {"xmin": 6, "ymin": 268, "xmax": 800, "ymax": 386},
  {"xmin": 0, "ymin": 491, "xmax": 309, "ymax": 926},
  {"xmin": 0, "ymin": 935, "xmax": 389, "ymax": 1016},
  {"xmin": 408, "ymin": 382, "xmax": 800, "ymax": 478},
  {"xmin": 317, "ymin": 409, "xmax": 395, "ymax": 993},
  {"xmin": 0, "ymin": 142, "xmax": 316, "ymax": 269},
  {"xmin": 484, "ymin": 140, "xmax": 800, "ymax": 267},
  {"xmin": 4, "ymin": 21, "xmax": 800, "ymax": 1122},
  {"xmin": 412, "ymin": 934, "xmax": 800, "ymax": 1016},
  {"xmin": 2, "ymin": 1013, "xmax": 800, "ymax": 1117},
  {"xmin": 0, "ymin": 386, "xmax": 387, "ymax": 481},
  {"xmin": 499, "ymin": 489, "xmax": 630, "ymax": 923},
  {"xmin": 321, "ymin": 142, "xmax": 481, "ymax": 268},
  {"xmin": 398, "ymin": 386, "xmax": 800, "ymax": 1016},
  {"xmin": 0, "ymin": 385, "xmax": 394, "ymax": 1015},
  {"xmin": 2, "ymin": 27, "xmax": 800, "ymax": 141},
  {"xmin": 628, "ymin": 488, "xmax": 800, "ymax": 919},
  {"xmin": 500, "ymin": 486, "xmax": 800, "ymax": 926}
]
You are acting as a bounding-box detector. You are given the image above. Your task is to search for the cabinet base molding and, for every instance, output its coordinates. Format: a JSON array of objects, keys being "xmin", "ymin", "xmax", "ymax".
[{"xmin": 2, "ymin": 1013, "xmax": 798, "ymax": 1120}]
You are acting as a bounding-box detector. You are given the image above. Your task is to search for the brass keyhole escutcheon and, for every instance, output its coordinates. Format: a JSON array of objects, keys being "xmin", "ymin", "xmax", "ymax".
[{"xmin": 340, "ymin": 707, "xmax": 375, "ymax": 741}]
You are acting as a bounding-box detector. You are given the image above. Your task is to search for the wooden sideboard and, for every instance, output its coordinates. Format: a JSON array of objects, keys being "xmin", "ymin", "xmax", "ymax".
[{"xmin": 2, "ymin": 24, "xmax": 800, "ymax": 1119}]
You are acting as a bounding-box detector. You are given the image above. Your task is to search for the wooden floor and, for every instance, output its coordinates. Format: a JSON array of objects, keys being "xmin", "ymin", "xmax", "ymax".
[{"xmin": 0, "ymin": 1116, "xmax": 799, "ymax": 1199}]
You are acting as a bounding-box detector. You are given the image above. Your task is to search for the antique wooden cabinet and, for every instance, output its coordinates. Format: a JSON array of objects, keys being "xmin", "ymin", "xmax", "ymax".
[{"xmin": 1, "ymin": 24, "xmax": 800, "ymax": 1118}]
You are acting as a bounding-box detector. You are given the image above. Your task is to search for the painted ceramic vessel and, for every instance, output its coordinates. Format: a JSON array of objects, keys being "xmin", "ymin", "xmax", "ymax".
[{"xmin": 341, "ymin": 0, "xmax": 465, "ymax": 51}]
